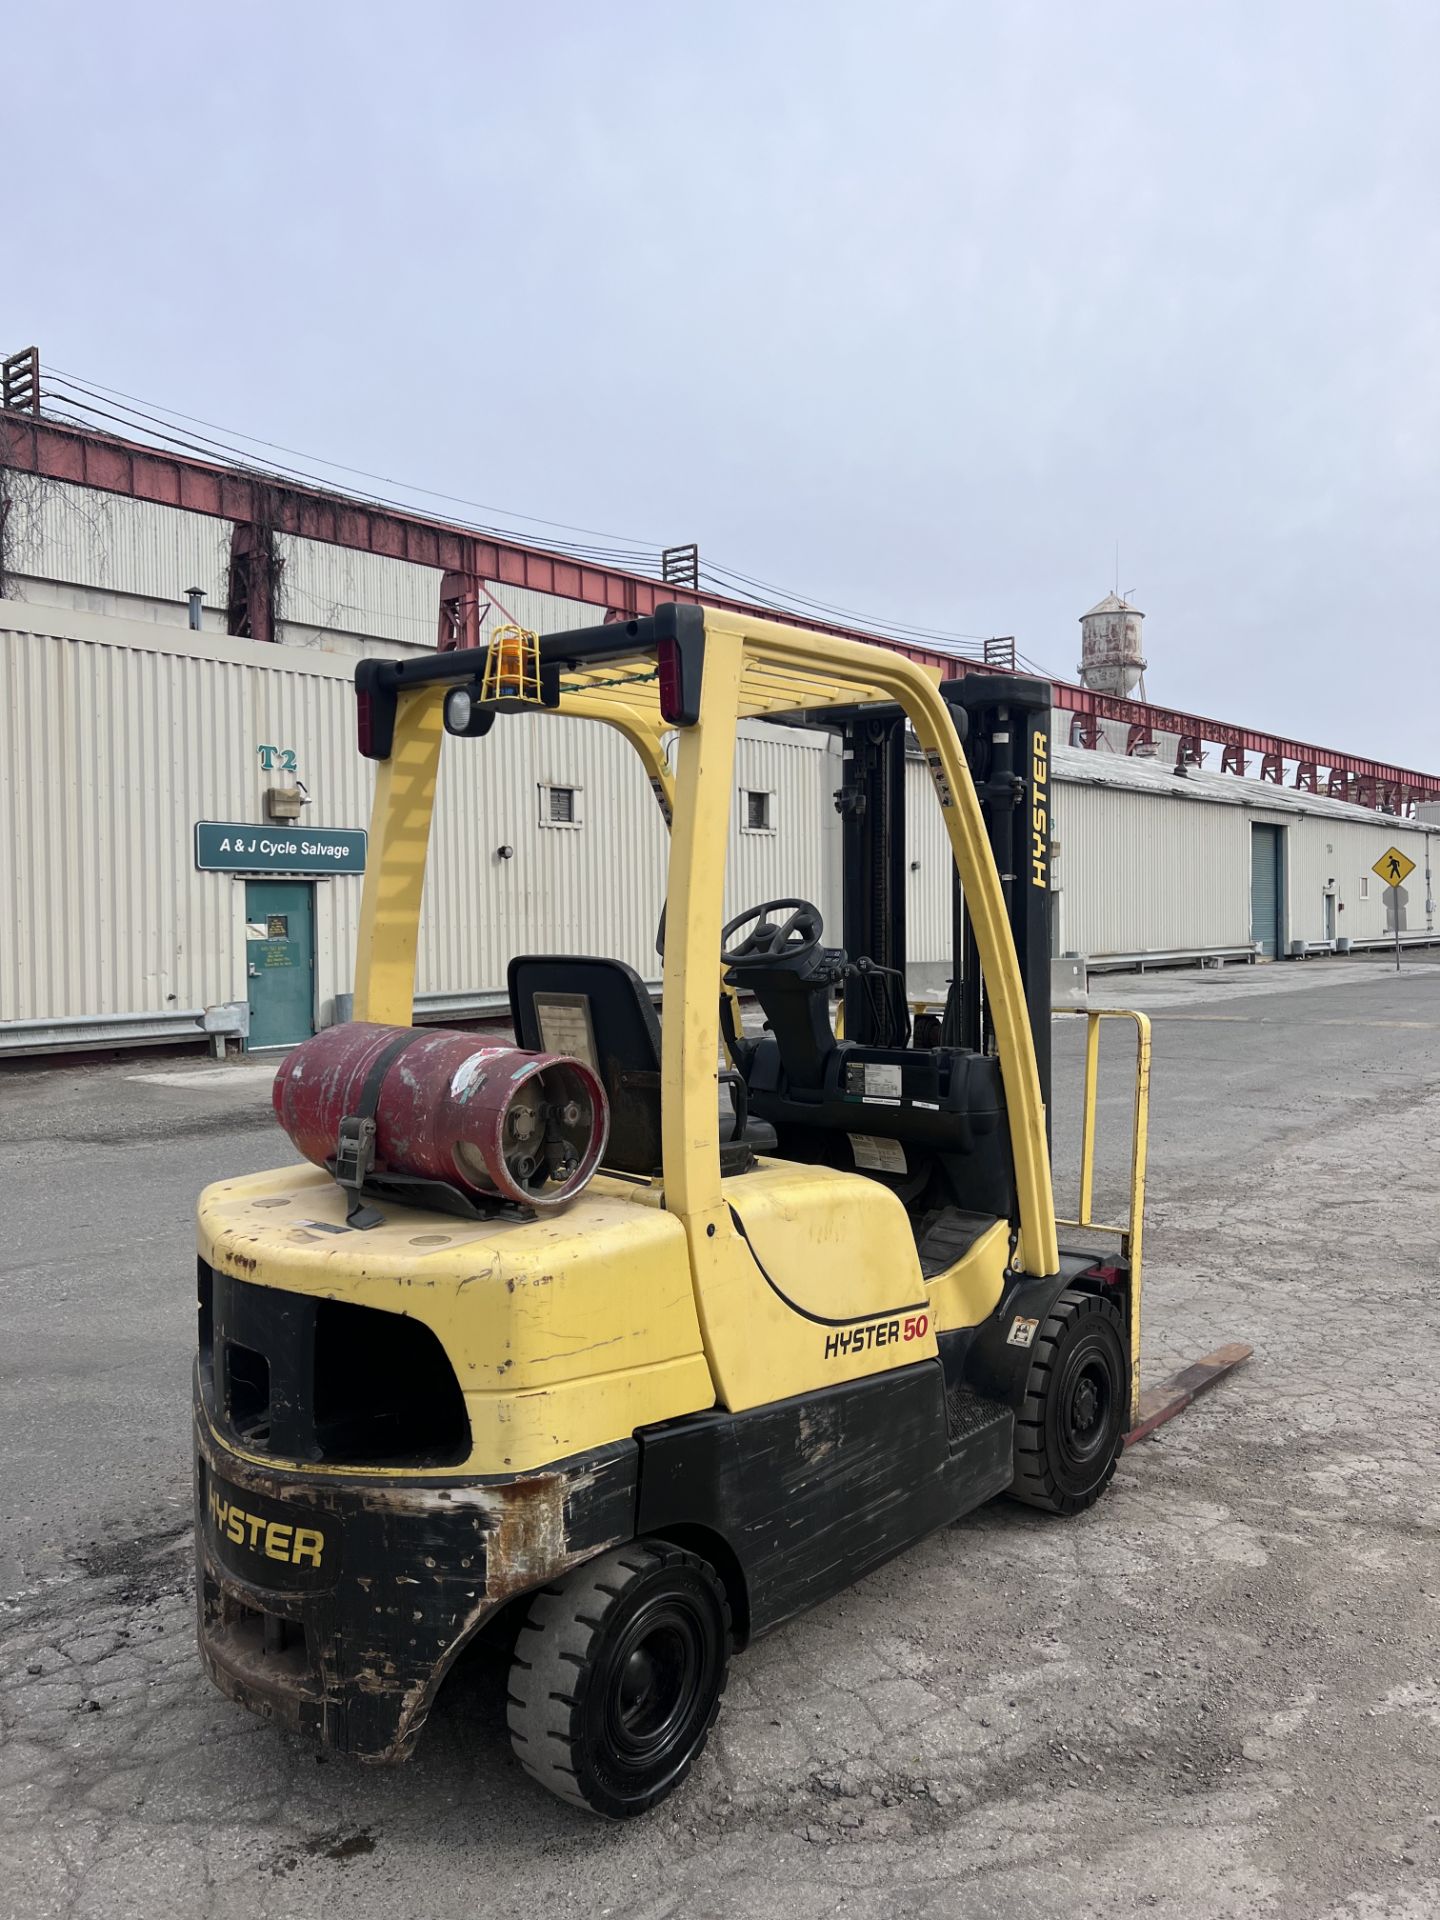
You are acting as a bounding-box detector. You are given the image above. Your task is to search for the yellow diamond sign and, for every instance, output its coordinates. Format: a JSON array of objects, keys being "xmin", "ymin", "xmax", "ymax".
[{"xmin": 1373, "ymin": 846, "xmax": 1415, "ymax": 888}]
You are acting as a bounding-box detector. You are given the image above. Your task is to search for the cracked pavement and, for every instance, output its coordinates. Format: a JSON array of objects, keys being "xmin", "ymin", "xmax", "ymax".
[{"xmin": 2, "ymin": 953, "xmax": 1438, "ymax": 1917}]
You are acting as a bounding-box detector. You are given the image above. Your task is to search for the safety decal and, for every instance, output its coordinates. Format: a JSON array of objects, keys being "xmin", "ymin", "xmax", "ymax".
[
  {"xmin": 849, "ymin": 1133, "xmax": 907, "ymax": 1174},
  {"xmin": 1006, "ymin": 1315, "xmax": 1040, "ymax": 1348},
  {"xmin": 925, "ymin": 749, "xmax": 954, "ymax": 809}
]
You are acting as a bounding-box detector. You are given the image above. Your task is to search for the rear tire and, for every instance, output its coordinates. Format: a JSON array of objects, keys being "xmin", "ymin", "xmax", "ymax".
[
  {"xmin": 506, "ymin": 1539, "xmax": 731, "ymax": 1818},
  {"xmin": 1008, "ymin": 1287, "xmax": 1128, "ymax": 1515}
]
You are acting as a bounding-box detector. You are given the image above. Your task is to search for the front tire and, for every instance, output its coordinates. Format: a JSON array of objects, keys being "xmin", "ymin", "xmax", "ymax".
[
  {"xmin": 1009, "ymin": 1287, "xmax": 1128, "ymax": 1515},
  {"xmin": 506, "ymin": 1539, "xmax": 732, "ymax": 1818}
]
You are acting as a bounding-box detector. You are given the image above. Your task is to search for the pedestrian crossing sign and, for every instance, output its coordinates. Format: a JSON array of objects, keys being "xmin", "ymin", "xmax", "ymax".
[{"xmin": 1372, "ymin": 847, "xmax": 1415, "ymax": 888}]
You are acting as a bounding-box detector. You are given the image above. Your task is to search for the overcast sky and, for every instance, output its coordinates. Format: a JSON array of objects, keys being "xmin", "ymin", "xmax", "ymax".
[{"xmin": 9, "ymin": 1, "xmax": 1438, "ymax": 769}]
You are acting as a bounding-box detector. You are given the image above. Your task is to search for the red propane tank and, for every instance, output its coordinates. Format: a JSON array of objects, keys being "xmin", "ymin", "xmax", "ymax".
[{"xmin": 272, "ymin": 1022, "xmax": 609, "ymax": 1213}]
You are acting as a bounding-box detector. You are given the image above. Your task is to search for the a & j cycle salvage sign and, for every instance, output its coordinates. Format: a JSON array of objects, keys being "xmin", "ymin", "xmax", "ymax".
[{"xmin": 194, "ymin": 822, "xmax": 368, "ymax": 875}]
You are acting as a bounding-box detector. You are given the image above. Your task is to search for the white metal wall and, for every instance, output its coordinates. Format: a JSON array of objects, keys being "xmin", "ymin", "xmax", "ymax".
[
  {"xmin": 4, "ymin": 594, "xmax": 1438, "ymax": 1039},
  {"xmin": 275, "ymin": 547, "xmax": 605, "ymax": 653},
  {"xmin": 905, "ymin": 757, "xmax": 955, "ymax": 964},
  {"xmin": 1056, "ymin": 784, "xmax": 1437, "ymax": 957},
  {"xmin": 0, "ymin": 609, "xmax": 854, "ymax": 1028},
  {"xmin": 419, "ymin": 714, "xmax": 668, "ymax": 998},
  {"xmin": 478, "ymin": 582, "xmax": 616, "ymax": 638},
  {"xmin": 8, "ymin": 482, "xmax": 622, "ymax": 657},
  {"xmin": 727, "ymin": 726, "xmax": 834, "ymax": 931},
  {"xmin": 279, "ymin": 535, "xmax": 440, "ymax": 650},
  {"xmin": 419, "ymin": 718, "xmax": 837, "ymax": 998},
  {"xmin": 1057, "ymin": 780, "xmax": 1252, "ymax": 956},
  {"xmin": 0, "ymin": 615, "xmax": 372, "ymax": 1022},
  {"xmin": 1282, "ymin": 811, "xmax": 1433, "ymax": 944},
  {"xmin": 7, "ymin": 478, "xmax": 232, "ymax": 627},
  {"xmin": 869, "ymin": 753, "xmax": 1440, "ymax": 964}
]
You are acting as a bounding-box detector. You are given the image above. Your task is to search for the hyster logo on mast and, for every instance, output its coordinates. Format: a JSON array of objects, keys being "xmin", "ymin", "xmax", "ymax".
[{"xmin": 1031, "ymin": 731, "xmax": 1049, "ymax": 889}]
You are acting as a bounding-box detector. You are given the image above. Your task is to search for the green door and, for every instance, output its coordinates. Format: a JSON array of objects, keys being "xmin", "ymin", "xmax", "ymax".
[
  {"xmin": 1250, "ymin": 824, "xmax": 1284, "ymax": 958},
  {"xmin": 245, "ymin": 881, "xmax": 315, "ymax": 1049}
]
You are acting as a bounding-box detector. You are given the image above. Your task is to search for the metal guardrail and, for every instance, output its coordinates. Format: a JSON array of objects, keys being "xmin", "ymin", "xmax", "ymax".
[
  {"xmin": 1342, "ymin": 932, "xmax": 1439, "ymax": 952},
  {"xmin": 0, "ymin": 1004, "xmax": 248, "ymax": 1056},
  {"xmin": 1054, "ymin": 1006, "xmax": 1152, "ymax": 1420},
  {"xmin": 1084, "ymin": 945, "xmax": 1257, "ymax": 973},
  {"xmin": 1089, "ymin": 933, "xmax": 1439, "ymax": 972},
  {"xmin": 411, "ymin": 990, "xmax": 512, "ymax": 1021}
]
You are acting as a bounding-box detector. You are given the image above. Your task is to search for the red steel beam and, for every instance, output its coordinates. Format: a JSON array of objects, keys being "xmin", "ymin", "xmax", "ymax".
[
  {"xmin": 0, "ymin": 411, "xmax": 964, "ymax": 670},
  {"xmin": 4, "ymin": 412, "xmax": 1438, "ymax": 803},
  {"xmin": 1057, "ymin": 682, "xmax": 1439, "ymax": 797}
]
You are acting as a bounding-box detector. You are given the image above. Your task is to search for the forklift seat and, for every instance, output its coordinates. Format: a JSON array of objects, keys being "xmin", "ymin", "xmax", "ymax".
[
  {"xmin": 508, "ymin": 955, "xmax": 764, "ymax": 1178},
  {"xmin": 509, "ymin": 955, "xmax": 664, "ymax": 1177}
]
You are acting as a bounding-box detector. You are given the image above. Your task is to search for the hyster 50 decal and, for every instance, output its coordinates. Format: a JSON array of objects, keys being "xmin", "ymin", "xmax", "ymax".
[{"xmin": 824, "ymin": 1312, "xmax": 929, "ymax": 1360}]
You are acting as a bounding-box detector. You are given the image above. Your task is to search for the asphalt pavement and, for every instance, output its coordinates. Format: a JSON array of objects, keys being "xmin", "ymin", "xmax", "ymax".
[{"xmin": 2, "ymin": 953, "xmax": 1438, "ymax": 1918}]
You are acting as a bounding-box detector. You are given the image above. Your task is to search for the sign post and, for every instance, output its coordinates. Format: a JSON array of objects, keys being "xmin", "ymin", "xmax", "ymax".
[{"xmin": 1372, "ymin": 847, "xmax": 1416, "ymax": 974}]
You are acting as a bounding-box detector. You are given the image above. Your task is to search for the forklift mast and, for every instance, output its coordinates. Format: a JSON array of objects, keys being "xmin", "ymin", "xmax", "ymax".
[
  {"xmin": 836, "ymin": 711, "xmax": 910, "ymax": 1046},
  {"xmin": 836, "ymin": 673, "xmax": 1053, "ymax": 1122},
  {"xmin": 946, "ymin": 675, "xmax": 1053, "ymax": 1125}
]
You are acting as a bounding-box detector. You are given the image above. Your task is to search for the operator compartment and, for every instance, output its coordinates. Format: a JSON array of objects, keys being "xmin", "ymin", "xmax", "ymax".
[{"xmin": 718, "ymin": 898, "xmax": 1016, "ymax": 1245}]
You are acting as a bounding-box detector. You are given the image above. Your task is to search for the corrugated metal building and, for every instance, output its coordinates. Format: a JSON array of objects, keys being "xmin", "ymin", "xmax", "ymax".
[
  {"xmin": 2, "ymin": 478, "xmax": 1436, "ymax": 1054},
  {"xmin": 1020, "ymin": 752, "xmax": 1435, "ymax": 960},
  {"xmin": 0, "ymin": 604, "xmax": 844, "ymax": 1048},
  {"xmin": 902, "ymin": 751, "xmax": 1437, "ymax": 964}
]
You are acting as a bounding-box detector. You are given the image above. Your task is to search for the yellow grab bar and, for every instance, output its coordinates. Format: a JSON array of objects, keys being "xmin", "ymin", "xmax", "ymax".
[{"xmin": 1054, "ymin": 1006, "xmax": 1151, "ymax": 1420}]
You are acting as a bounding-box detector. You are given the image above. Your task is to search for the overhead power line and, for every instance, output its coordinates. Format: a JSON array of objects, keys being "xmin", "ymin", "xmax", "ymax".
[
  {"xmin": 34, "ymin": 362, "xmax": 1054, "ymax": 673},
  {"xmin": 46, "ymin": 368, "xmax": 665, "ymax": 558},
  {"xmin": 41, "ymin": 375, "xmax": 654, "ymax": 568}
]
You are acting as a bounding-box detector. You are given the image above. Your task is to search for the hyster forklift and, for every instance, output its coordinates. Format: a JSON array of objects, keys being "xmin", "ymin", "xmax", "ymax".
[{"xmin": 195, "ymin": 604, "xmax": 1160, "ymax": 1818}]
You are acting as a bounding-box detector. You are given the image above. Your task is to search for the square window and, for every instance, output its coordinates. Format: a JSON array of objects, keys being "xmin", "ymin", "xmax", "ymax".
[
  {"xmin": 539, "ymin": 784, "xmax": 582, "ymax": 828},
  {"xmin": 742, "ymin": 789, "xmax": 773, "ymax": 832}
]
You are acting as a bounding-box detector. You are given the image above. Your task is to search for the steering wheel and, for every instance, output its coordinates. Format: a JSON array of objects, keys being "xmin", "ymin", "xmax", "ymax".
[{"xmin": 721, "ymin": 898, "xmax": 824, "ymax": 968}]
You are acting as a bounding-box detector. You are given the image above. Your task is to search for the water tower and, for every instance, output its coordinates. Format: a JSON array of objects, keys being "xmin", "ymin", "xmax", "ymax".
[{"xmin": 1078, "ymin": 592, "xmax": 1147, "ymax": 700}]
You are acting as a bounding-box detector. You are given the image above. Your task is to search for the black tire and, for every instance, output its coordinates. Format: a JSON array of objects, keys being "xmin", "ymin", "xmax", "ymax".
[
  {"xmin": 506, "ymin": 1539, "xmax": 732, "ymax": 1818},
  {"xmin": 1008, "ymin": 1288, "xmax": 1128, "ymax": 1515}
]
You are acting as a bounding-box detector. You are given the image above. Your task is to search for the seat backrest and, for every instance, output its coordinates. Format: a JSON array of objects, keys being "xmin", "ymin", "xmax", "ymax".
[{"xmin": 508, "ymin": 955, "xmax": 662, "ymax": 1176}]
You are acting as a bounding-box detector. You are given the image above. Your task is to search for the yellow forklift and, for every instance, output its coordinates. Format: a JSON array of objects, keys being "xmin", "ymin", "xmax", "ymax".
[{"xmin": 194, "ymin": 604, "xmax": 1170, "ymax": 1818}]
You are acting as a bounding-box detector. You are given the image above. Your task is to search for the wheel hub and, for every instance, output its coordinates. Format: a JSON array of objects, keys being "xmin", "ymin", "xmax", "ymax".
[
  {"xmin": 1071, "ymin": 1376, "xmax": 1099, "ymax": 1434},
  {"xmin": 606, "ymin": 1613, "xmax": 698, "ymax": 1764},
  {"xmin": 1062, "ymin": 1355, "xmax": 1113, "ymax": 1466},
  {"xmin": 620, "ymin": 1644, "xmax": 662, "ymax": 1723}
]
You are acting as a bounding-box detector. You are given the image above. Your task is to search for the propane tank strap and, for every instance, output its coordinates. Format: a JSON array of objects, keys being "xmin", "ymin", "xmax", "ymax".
[{"xmin": 334, "ymin": 1028, "xmax": 430, "ymax": 1228}]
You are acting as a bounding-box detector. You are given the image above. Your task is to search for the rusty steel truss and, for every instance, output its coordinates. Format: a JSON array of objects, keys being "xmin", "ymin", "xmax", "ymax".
[{"xmin": 2, "ymin": 409, "xmax": 1437, "ymax": 811}]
